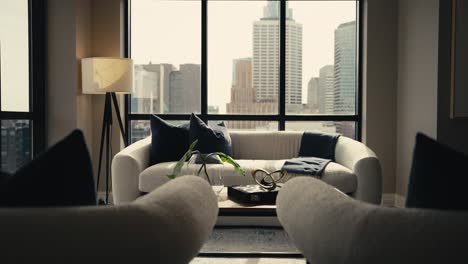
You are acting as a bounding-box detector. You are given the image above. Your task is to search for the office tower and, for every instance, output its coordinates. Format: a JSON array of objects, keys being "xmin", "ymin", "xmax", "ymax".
[
  {"xmin": 1, "ymin": 120, "xmax": 31, "ymax": 173},
  {"xmin": 170, "ymin": 64, "xmax": 201, "ymax": 113},
  {"xmin": 132, "ymin": 63, "xmax": 174, "ymax": 114},
  {"xmin": 226, "ymin": 58, "xmax": 275, "ymax": 129},
  {"xmin": 307, "ymin": 77, "xmax": 319, "ymax": 113},
  {"xmin": 227, "ymin": 58, "xmax": 255, "ymax": 114},
  {"xmin": 253, "ymin": 1, "xmax": 302, "ymax": 105},
  {"xmin": 334, "ymin": 21, "xmax": 356, "ymax": 115},
  {"xmin": 333, "ymin": 21, "xmax": 356, "ymax": 138},
  {"xmin": 318, "ymin": 65, "xmax": 335, "ymax": 114}
]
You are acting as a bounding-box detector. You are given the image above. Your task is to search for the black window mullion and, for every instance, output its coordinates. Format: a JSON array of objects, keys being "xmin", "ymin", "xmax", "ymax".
[
  {"xmin": 356, "ymin": 0, "xmax": 363, "ymax": 142},
  {"xmin": 201, "ymin": 0, "xmax": 208, "ymax": 123},
  {"xmin": 124, "ymin": 0, "xmax": 131, "ymax": 144},
  {"xmin": 125, "ymin": 0, "xmax": 362, "ymax": 140},
  {"xmin": 30, "ymin": 0, "xmax": 46, "ymax": 156},
  {"xmin": 279, "ymin": 0, "xmax": 286, "ymax": 130}
]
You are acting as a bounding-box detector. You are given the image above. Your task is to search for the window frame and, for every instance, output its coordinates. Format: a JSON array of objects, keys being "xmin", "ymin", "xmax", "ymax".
[
  {"xmin": 0, "ymin": 0, "xmax": 46, "ymax": 168},
  {"xmin": 124, "ymin": 0, "xmax": 362, "ymax": 141}
]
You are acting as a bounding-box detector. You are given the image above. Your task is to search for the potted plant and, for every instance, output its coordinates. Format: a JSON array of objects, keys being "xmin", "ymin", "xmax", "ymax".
[{"xmin": 167, "ymin": 140, "xmax": 245, "ymax": 185}]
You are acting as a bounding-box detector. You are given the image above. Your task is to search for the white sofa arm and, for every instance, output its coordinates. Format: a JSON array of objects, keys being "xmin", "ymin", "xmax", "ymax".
[
  {"xmin": 112, "ymin": 137, "xmax": 151, "ymax": 204},
  {"xmin": 335, "ymin": 136, "xmax": 382, "ymax": 204},
  {"xmin": 277, "ymin": 177, "xmax": 468, "ymax": 264},
  {"xmin": 0, "ymin": 176, "xmax": 218, "ymax": 263}
]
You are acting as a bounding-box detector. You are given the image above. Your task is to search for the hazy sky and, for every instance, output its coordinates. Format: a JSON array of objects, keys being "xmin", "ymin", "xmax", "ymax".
[
  {"xmin": 132, "ymin": 0, "xmax": 356, "ymax": 113},
  {"xmin": 0, "ymin": 0, "xmax": 29, "ymax": 112}
]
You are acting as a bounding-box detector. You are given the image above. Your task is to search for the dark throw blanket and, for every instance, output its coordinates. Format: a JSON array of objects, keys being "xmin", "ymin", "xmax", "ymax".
[{"xmin": 282, "ymin": 132, "xmax": 340, "ymax": 177}]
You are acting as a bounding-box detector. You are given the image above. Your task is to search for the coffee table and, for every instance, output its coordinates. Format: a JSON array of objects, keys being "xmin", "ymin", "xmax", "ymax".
[{"xmin": 217, "ymin": 187, "xmax": 277, "ymax": 217}]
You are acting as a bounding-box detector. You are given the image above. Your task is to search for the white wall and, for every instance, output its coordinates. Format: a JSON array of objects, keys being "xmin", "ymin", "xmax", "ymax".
[
  {"xmin": 362, "ymin": 0, "xmax": 398, "ymax": 194},
  {"xmin": 47, "ymin": 0, "xmax": 123, "ymax": 191},
  {"xmin": 395, "ymin": 0, "xmax": 439, "ymax": 196},
  {"xmin": 47, "ymin": 0, "xmax": 78, "ymax": 145}
]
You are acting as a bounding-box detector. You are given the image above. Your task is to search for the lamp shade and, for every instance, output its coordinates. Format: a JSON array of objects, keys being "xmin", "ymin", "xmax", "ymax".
[{"xmin": 81, "ymin": 57, "xmax": 133, "ymax": 94}]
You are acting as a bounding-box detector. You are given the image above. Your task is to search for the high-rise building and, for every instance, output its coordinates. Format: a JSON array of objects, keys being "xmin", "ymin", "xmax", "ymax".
[
  {"xmin": 132, "ymin": 63, "xmax": 174, "ymax": 114},
  {"xmin": 1, "ymin": 120, "xmax": 31, "ymax": 173},
  {"xmin": 169, "ymin": 64, "xmax": 201, "ymax": 113},
  {"xmin": 333, "ymin": 21, "xmax": 356, "ymax": 115},
  {"xmin": 307, "ymin": 77, "xmax": 319, "ymax": 113},
  {"xmin": 253, "ymin": 1, "xmax": 302, "ymax": 105},
  {"xmin": 227, "ymin": 58, "xmax": 255, "ymax": 114},
  {"xmin": 318, "ymin": 65, "xmax": 335, "ymax": 115},
  {"xmin": 333, "ymin": 21, "xmax": 356, "ymax": 138},
  {"xmin": 226, "ymin": 58, "xmax": 276, "ymax": 129}
]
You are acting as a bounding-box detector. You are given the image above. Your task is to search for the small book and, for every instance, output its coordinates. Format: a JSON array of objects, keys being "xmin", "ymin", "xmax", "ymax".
[{"xmin": 227, "ymin": 184, "xmax": 283, "ymax": 205}]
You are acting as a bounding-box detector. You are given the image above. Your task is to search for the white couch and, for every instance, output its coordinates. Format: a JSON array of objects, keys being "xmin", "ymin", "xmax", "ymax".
[
  {"xmin": 277, "ymin": 177, "xmax": 468, "ymax": 264},
  {"xmin": 112, "ymin": 131, "xmax": 382, "ymax": 205},
  {"xmin": 0, "ymin": 176, "xmax": 218, "ymax": 263}
]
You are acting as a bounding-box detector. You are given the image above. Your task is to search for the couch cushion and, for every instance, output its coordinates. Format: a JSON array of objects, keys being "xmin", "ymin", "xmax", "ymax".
[
  {"xmin": 139, "ymin": 160, "xmax": 357, "ymax": 194},
  {"xmin": 0, "ymin": 130, "xmax": 96, "ymax": 207},
  {"xmin": 150, "ymin": 115, "xmax": 190, "ymax": 166},
  {"xmin": 190, "ymin": 114, "xmax": 233, "ymax": 156},
  {"xmin": 230, "ymin": 132, "xmax": 303, "ymax": 160},
  {"xmin": 406, "ymin": 133, "xmax": 468, "ymax": 210}
]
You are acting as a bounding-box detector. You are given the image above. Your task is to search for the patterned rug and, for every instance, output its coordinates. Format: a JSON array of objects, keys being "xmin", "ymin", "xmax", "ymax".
[
  {"xmin": 191, "ymin": 258, "xmax": 305, "ymax": 263},
  {"xmin": 200, "ymin": 227, "xmax": 300, "ymax": 254},
  {"xmin": 192, "ymin": 227, "xmax": 304, "ymax": 263}
]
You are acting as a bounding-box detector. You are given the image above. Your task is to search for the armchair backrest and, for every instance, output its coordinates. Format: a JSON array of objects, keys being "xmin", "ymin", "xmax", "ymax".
[
  {"xmin": 277, "ymin": 177, "xmax": 468, "ymax": 264},
  {"xmin": 0, "ymin": 176, "xmax": 218, "ymax": 263},
  {"xmin": 230, "ymin": 131, "xmax": 302, "ymax": 160}
]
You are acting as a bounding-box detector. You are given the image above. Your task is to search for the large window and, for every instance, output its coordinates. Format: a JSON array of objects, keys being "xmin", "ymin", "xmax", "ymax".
[
  {"xmin": 127, "ymin": 0, "xmax": 361, "ymax": 144},
  {"xmin": 0, "ymin": 0, "xmax": 45, "ymax": 172}
]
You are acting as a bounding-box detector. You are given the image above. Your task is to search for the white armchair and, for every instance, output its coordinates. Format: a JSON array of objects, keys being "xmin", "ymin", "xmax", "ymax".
[
  {"xmin": 277, "ymin": 177, "xmax": 468, "ymax": 264},
  {"xmin": 0, "ymin": 176, "xmax": 218, "ymax": 263}
]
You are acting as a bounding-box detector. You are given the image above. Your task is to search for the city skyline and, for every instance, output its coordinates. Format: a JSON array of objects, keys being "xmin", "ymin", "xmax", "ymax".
[{"xmin": 131, "ymin": 0, "xmax": 356, "ymax": 113}]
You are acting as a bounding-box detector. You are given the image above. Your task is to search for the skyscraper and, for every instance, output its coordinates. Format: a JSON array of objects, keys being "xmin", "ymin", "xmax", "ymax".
[
  {"xmin": 333, "ymin": 21, "xmax": 356, "ymax": 115},
  {"xmin": 132, "ymin": 63, "xmax": 174, "ymax": 114},
  {"xmin": 318, "ymin": 65, "xmax": 335, "ymax": 115},
  {"xmin": 226, "ymin": 58, "xmax": 275, "ymax": 129},
  {"xmin": 169, "ymin": 64, "xmax": 201, "ymax": 113},
  {"xmin": 253, "ymin": 1, "xmax": 302, "ymax": 105},
  {"xmin": 333, "ymin": 21, "xmax": 357, "ymax": 138},
  {"xmin": 307, "ymin": 77, "xmax": 319, "ymax": 113},
  {"xmin": 1, "ymin": 120, "xmax": 31, "ymax": 173}
]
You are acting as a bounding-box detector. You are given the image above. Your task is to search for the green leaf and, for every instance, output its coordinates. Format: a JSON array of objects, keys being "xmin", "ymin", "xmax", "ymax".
[
  {"xmin": 166, "ymin": 140, "xmax": 198, "ymax": 179},
  {"xmin": 214, "ymin": 152, "xmax": 246, "ymax": 176}
]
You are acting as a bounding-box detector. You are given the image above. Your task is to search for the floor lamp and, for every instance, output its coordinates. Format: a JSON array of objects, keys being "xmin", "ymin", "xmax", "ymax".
[{"xmin": 82, "ymin": 57, "xmax": 133, "ymax": 204}]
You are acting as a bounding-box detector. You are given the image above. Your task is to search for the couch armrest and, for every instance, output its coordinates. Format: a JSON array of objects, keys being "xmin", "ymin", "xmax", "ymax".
[
  {"xmin": 335, "ymin": 136, "xmax": 382, "ymax": 204},
  {"xmin": 0, "ymin": 176, "xmax": 218, "ymax": 263},
  {"xmin": 277, "ymin": 177, "xmax": 468, "ymax": 264},
  {"xmin": 112, "ymin": 136, "xmax": 151, "ymax": 204}
]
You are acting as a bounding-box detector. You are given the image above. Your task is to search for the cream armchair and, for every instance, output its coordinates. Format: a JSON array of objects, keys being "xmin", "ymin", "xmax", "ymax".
[
  {"xmin": 0, "ymin": 176, "xmax": 218, "ymax": 263},
  {"xmin": 277, "ymin": 177, "xmax": 468, "ymax": 264}
]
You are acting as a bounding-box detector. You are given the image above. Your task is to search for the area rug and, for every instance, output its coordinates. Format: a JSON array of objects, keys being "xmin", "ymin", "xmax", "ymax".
[
  {"xmin": 191, "ymin": 258, "xmax": 305, "ymax": 263},
  {"xmin": 199, "ymin": 227, "xmax": 301, "ymax": 254}
]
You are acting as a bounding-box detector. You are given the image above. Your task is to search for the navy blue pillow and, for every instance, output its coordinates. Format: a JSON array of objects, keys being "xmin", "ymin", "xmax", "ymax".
[
  {"xmin": 0, "ymin": 130, "xmax": 97, "ymax": 207},
  {"xmin": 406, "ymin": 133, "xmax": 468, "ymax": 210},
  {"xmin": 150, "ymin": 115, "xmax": 190, "ymax": 165},
  {"xmin": 189, "ymin": 114, "xmax": 233, "ymax": 156}
]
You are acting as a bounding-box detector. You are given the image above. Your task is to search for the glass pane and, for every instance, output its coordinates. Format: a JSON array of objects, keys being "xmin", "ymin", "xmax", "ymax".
[
  {"xmin": 208, "ymin": 120, "xmax": 278, "ymax": 131},
  {"xmin": 286, "ymin": 1, "xmax": 357, "ymax": 115},
  {"xmin": 131, "ymin": 0, "xmax": 201, "ymax": 114},
  {"xmin": 130, "ymin": 120, "xmax": 150, "ymax": 144},
  {"xmin": 286, "ymin": 121, "xmax": 356, "ymax": 139},
  {"xmin": 208, "ymin": 0, "xmax": 279, "ymax": 115},
  {"xmin": 1, "ymin": 120, "xmax": 31, "ymax": 173},
  {"xmin": 130, "ymin": 120, "xmax": 189, "ymax": 144},
  {"xmin": 0, "ymin": 0, "xmax": 29, "ymax": 112}
]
